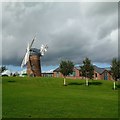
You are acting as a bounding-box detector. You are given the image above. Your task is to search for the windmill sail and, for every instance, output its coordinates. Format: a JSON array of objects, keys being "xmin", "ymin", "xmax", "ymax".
[
  {"xmin": 29, "ymin": 36, "xmax": 35, "ymax": 49},
  {"xmin": 20, "ymin": 36, "xmax": 48, "ymax": 77},
  {"xmin": 21, "ymin": 43, "xmax": 30, "ymax": 68},
  {"xmin": 40, "ymin": 44, "xmax": 48, "ymax": 56},
  {"xmin": 21, "ymin": 36, "xmax": 36, "ymax": 68}
]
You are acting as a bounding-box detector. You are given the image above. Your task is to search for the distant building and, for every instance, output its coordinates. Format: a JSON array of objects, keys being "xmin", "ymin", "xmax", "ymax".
[
  {"xmin": 1, "ymin": 70, "xmax": 11, "ymax": 76},
  {"xmin": 42, "ymin": 73, "xmax": 54, "ymax": 77},
  {"xmin": 19, "ymin": 69, "xmax": 27, "ymax": 77},
  {"xmin": 93, "ymin": 66, "xmax": 112, "ymax": 80},
  {"xmin": 53, "ymin": 66, "xmax": 82, "ymax": 79},
  {"xmin": 53, "ymin": 65, "xmax": 113, "ymax": 80},
  {"xmin": 41, "ymin": 69, "xmax": 54, "ymax": 77}
]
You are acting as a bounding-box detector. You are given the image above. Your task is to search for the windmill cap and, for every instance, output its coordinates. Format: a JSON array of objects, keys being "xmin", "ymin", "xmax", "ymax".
[{"xmin": 30, "ymin": 48, "xmax": 41, "ymax": 56}]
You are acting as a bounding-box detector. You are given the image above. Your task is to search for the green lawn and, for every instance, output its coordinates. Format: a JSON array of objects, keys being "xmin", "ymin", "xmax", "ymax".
[{"xmin": 2, "ymin": 77, "xmax": 119, "ymax": 118}]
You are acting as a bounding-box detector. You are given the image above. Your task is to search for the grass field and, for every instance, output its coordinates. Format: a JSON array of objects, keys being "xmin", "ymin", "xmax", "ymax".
[{"xmin": 2, "ymin": 77, "xmax": 119, "ymax": 118}]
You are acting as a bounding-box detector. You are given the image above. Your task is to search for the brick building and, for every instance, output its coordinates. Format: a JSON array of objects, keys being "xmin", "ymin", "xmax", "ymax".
[
  {"xmin": 53, "ymin": 65, "xmax": 113, "ymax": 80},
  {"xmin": 94, "ymin": 66, "xmax": 112, "ymax": 80},
  {"xmin": 53, "ymin": 66, "xmax": 82, "ymax": 79}
]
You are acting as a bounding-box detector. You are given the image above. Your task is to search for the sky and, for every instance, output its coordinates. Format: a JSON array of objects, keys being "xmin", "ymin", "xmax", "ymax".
[{"xmin": 1, "ymin": 2, "xmax": 119, "ymax": 72}]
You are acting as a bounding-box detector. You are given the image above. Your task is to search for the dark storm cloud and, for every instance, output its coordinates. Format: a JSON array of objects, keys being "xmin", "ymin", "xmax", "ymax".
[{"xmin": 2, "ymin": 2, "xmax": 118, "ymax": 66}]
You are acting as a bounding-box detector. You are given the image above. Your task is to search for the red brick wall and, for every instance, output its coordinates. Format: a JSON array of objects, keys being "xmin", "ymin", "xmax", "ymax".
[
  {"xmin": 53, "ymin": 72, "xmax": 63, "ymax": 78},
  {"xmin": 74, "ymin": 68, "xmax": 80, "ymax": 77},
  {"xmin": 94, "ymin": 71, "xmax": 102, "ymax": 80},
  {"xmin": 53, "ymin": 68, "xmax": 113, "ymax": 80},
  {"xmin": 53, "ymin": 68, "xmax": 82, "ymax": 79},
  {"xmin": 108, "ymin": 72, "xmax": 113, "ymax": 80},
  {"xmin": 101, "ymin": 70, "xmax": 113, "ymax": 80},
  {"xmin": 94, "ymin": 70, "xmax": 113, "ymax": 80},
  {"xmin": 27, "ymin": 55, "xmax": 41, "ymax": 77}
]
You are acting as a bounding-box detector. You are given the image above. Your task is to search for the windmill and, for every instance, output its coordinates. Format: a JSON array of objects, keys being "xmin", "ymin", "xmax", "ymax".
[{"xmin": 21, "ymin": 37, "xmax": 48, "ymax": 77}]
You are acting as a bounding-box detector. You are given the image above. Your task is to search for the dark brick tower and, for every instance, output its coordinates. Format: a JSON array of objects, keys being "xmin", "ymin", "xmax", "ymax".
[{"xmin": 27, "ymin": 48, "xmax": 41, "ymax": 77}]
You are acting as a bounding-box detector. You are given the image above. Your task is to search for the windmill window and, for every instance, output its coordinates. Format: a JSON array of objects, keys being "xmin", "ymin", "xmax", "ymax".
[{"xmin": 31, "ymin": 64, "xmax": 35, "ymax": 70}]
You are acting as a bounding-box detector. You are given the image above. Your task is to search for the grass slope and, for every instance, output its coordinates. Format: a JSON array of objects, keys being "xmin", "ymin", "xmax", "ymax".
[{"xmin": 2, "ymin": 77, "xmax": 118, "ymax": 118}]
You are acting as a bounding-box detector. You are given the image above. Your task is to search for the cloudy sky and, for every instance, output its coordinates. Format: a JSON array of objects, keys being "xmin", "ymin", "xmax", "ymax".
[{"xmin": 2, "ymin": 2, "xmax": 118, "ymax": 71}]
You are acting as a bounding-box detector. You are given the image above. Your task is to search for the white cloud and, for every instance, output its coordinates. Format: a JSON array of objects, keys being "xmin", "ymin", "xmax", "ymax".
[{"xmin": 2, "ymin": 2, "xmax": 118, "ymax": 66}]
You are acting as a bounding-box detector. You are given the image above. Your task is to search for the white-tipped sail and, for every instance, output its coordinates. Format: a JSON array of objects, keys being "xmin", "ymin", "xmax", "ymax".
[
  {"xmin": 21, "ymin": 36, "xmax": 36, "ymax": 68},
  {"xmin": 21, "ymin": 36, "xmax": 48, "ymax": 68},
  {"xmin": 29, "ymin": 36, "xmax": 35, "ymax": 49},
  {"xmin": 21, "ymin": 43, "xmax": 30, "ymax": 68},
  {"xmin": 40, "ymin": 44, "xmax": 48, "ymax": 56}
]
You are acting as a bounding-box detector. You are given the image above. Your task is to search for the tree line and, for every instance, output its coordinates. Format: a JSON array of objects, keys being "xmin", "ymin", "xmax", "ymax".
[{"xmin": 59, "ymin": 58, "xmax": 120, "ymax": 90}]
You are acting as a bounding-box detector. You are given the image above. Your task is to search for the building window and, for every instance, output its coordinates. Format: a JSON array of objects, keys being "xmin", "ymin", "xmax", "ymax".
[
  {"xmin": 68, "ymin": 71, "xmax": 75, "ymax": 77},
  {"xmin": 104, "ymin": 71, "xmax": 108, "ymax": 80},
  {"xmin": 56, "ymin": 72, "xmax": 59, "ymax": 77},
  {"xmin": 95, "ymin": 73, "xmax": 97, "ymax": 77}
]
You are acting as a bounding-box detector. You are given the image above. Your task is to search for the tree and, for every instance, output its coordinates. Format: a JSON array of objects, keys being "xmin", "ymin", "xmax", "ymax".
[
  {"xmin": 111, "ymin": 58, "xmax": 120, "ymax": 90},
  {"xmin": 0, "ymin": 66, "xmax": 7, "ymax": 73},
  {"xmin": 59, "ymin": 60, "xmax": 74, "ymax": 86},
  {"xmin": 80, "ymin": 57, "xmax": 94, "ymax": 86}
]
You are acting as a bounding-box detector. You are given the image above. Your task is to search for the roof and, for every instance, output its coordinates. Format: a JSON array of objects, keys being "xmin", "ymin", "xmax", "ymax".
[
  {"xmin": 53, "ymin": 66, "xmax": 80, "ymax": 72},
  {"xmin": 74, "ymin": 66, "xmax": 81, "ymax": 70},
  {"xmin": 30, "ymin": 48, "xmax": 41, "ymax": 56},
  {"xmin": 53, "ymin": 65, "xmax": 110, "ymax": 74},
  {"xmin": 42, "ymin": 69, "xmax": 54, "ymax": 73},
  {"xmin": 1, "ymin": 70, "xmax": 11, "ymax": 76},
  {"xmin": 105, "ymin": 67, "xmax": 111, "ymax": 71},
  {"xmin": 53, "ymin": 67, "xmax": 60, "ymax": 72},
  {"xmin": 93, "ymin": 65, "xmax": 105, "ymax": 74}
]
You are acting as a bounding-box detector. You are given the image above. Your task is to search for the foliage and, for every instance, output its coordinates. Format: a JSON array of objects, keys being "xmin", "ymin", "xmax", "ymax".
[
  {"xmin": 0, "ymin": 66, "xmax": 7, "ymax": 73},
  {"xmin": 80, "ymin": 57, "xmax": 94, "ymax": 79},
  {"xmin": 59, "ymin": 60, "xmax": 74, "ymax": 77},
  {"xmin": 111, "ymin": 58, "xmax": 120, "ymax": 81}
]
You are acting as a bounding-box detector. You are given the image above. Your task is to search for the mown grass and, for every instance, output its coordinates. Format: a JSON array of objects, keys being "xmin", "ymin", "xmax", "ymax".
[{"xmin": 2, "ymin": 77, "xmax": 119, "ymax": 118}]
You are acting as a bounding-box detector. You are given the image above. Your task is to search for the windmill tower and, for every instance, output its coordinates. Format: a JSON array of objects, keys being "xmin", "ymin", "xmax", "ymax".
[{"xmin": 21, "ymin": 37, "xmax": 48, "ymax": 77}]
